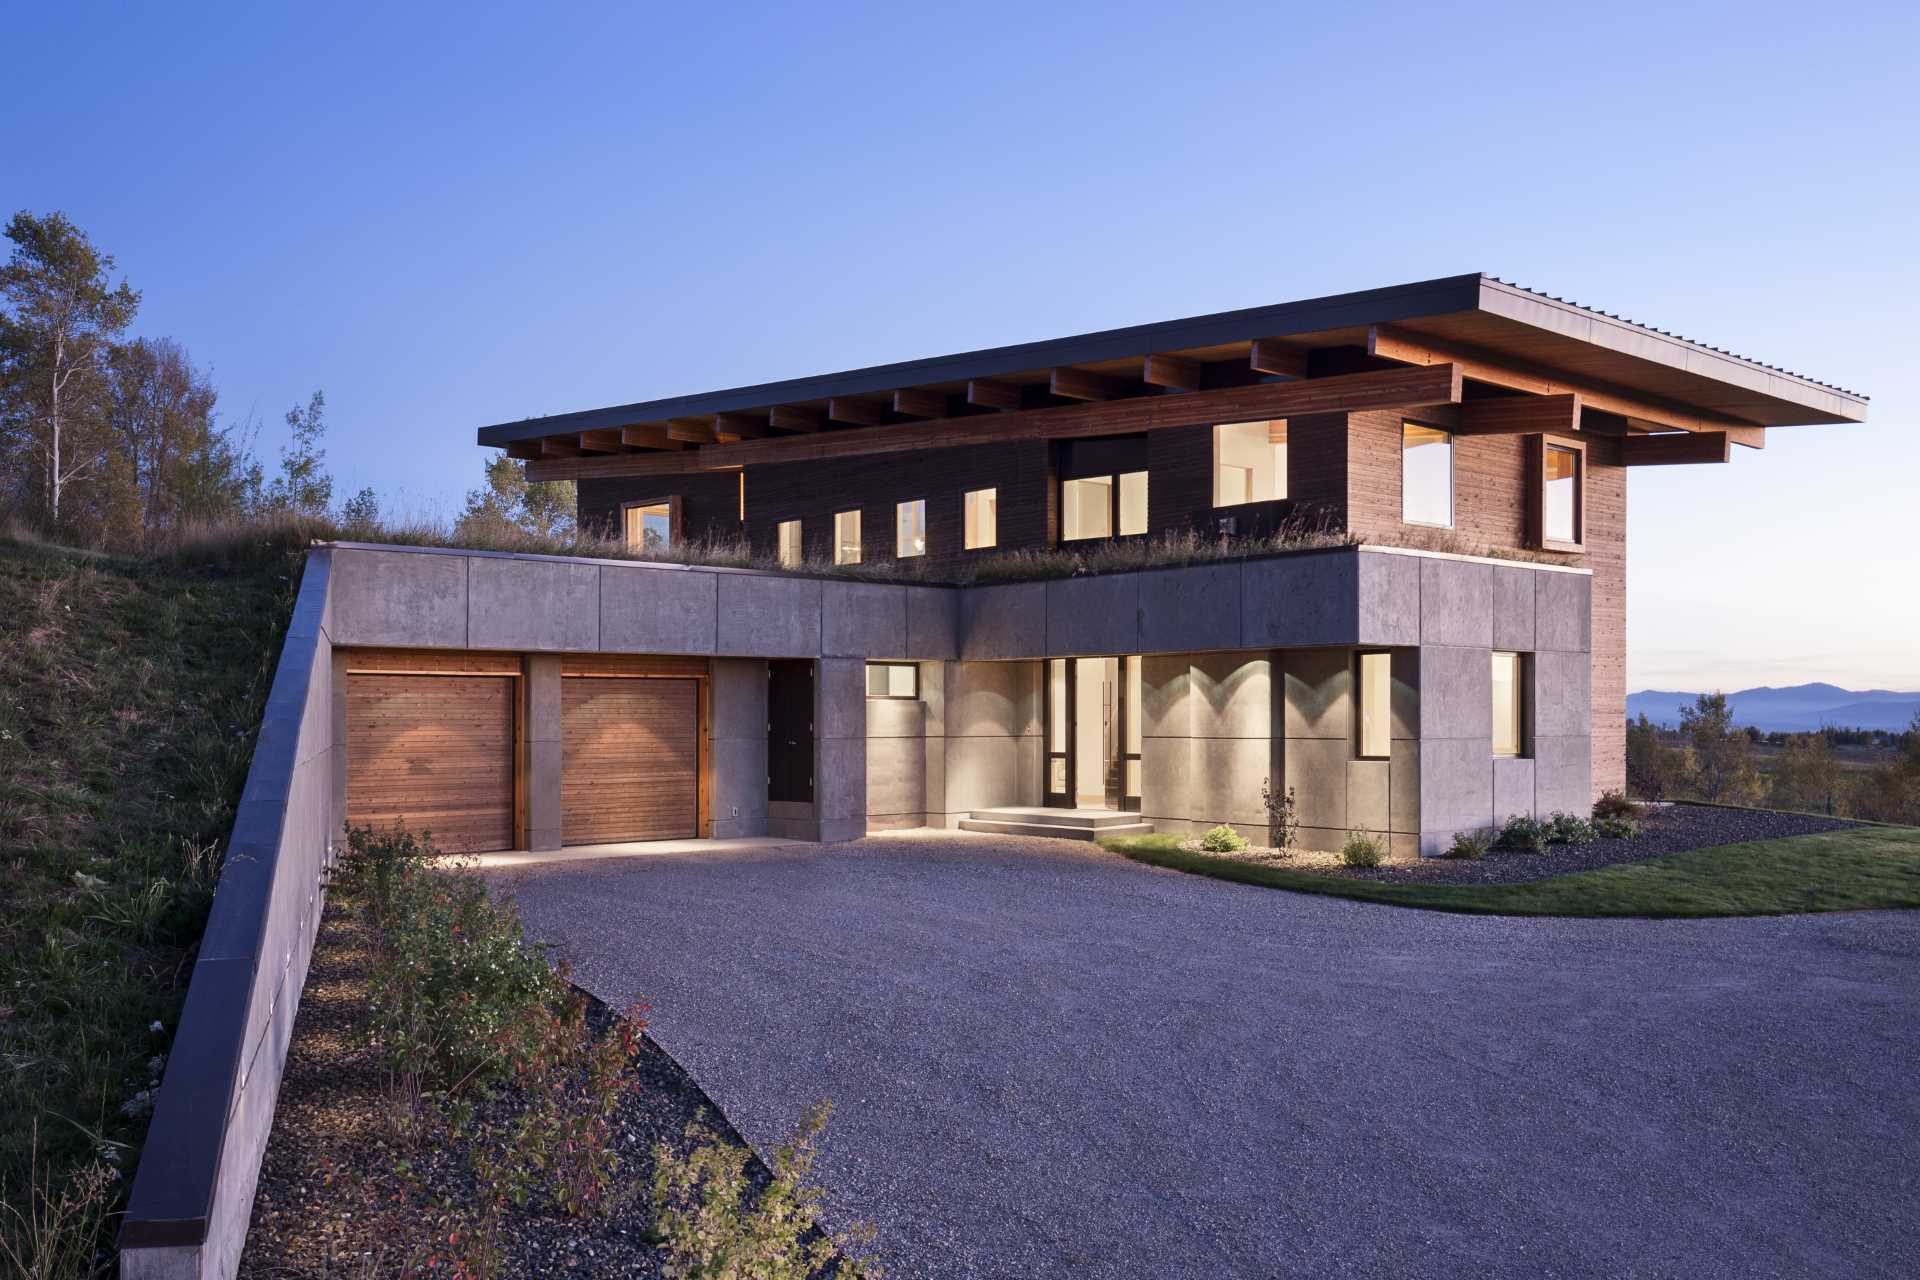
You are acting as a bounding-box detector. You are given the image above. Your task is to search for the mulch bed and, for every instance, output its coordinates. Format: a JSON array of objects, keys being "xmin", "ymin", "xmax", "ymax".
[
  {"xmin": 1324, "ymin": 804, "xmax": 1864, "ymax": 885},
  {"xmin": 238, "ymin": 898, "xmax": 750, "ymax": 1279}
]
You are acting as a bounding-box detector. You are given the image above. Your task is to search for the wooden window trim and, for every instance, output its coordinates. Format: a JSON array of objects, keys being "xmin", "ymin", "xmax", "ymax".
[
  {"xmin": 620, "ymin": 495, "xmax": 683, "ymax": 550},
  {"xmin": 1525, "ymin": 434, "xmax": 1587, "ymax": 553}
]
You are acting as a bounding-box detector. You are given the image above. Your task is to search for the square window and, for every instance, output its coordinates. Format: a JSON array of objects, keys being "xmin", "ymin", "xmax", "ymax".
[
  {"xmin": 896, "ymin": 499, "xmax": 927, "ymax": 558},
  {"xmin": 865, "ymin": 662, "xmax": 918, "ymax": 698},
  {"xmin": 623, "ymin": 501, "xmax": 674, "ymax": 552},
  {"xmin": 1401, "ymin": 423, "xmax": 1453, "ymax": 527},
  {"xmin": 776, "ymin": 519, "xmax": 802, "ymax": 568},
  {"xmin": 964, "ymin": 487, "xmax": 997, "ymax": 549},
  {"xmin": 834, "ymin": 510, "xmax": 861, "ymax": 565},
  {"xmin": 1061, "ymin": 476, "xmax": 1113, "ymax": 541},
  {"xmin": 1212, "ymin": 420, "xmax": 1288, "ymax": 506}
]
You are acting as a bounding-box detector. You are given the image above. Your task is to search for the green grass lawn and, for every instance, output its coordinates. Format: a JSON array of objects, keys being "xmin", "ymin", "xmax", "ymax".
[
  {"xmin": 1098, "ymin": 826, "xmax": 1920, "ymax": 918},
  {"xmin": 0, "ymin": 536, "xmax": 297, "ymax": 1261}
]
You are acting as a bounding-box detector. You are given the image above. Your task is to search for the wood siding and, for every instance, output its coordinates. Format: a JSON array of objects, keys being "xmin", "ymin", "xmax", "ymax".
[
  {"xmin": 346, "ymin": 673, "xmax": 516, "ymax": 853},
  {"xmin": 560, "ymin": 677, "xmax": 700, "ymax": 844},
  {"xmin": 578, "ymin": 470, "xmax": 741, "ymax": 544}
]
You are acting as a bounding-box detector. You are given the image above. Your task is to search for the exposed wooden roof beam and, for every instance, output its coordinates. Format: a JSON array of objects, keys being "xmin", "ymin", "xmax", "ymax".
[
  {"xmin": 966, "ymin": 379, "xmax": 1022, "ymax": 411},
  {"xmin": 893, "ymin": 388, "xmax": 949, "ymax": 419},
  {"xmin": 620, "ymin": 426, "xmax": 687, "ymax": 450},
  {"xmin": 1621, "ymin": 431, "xmax": 1732, "ymax": 466},
  {"xmin": 526, "ymin": 363, "xmax": 1462, "ymax": 481},
  {"xmin": 1050, "ymin": 367, "xmax": 1126, "ymax": 401},
  {"xmin": 505, "ymin": 441, "xmax": 542, "ymax": 461},
  {"xmin": 1369, "ymin": 324, "xmax": 1765, "ymax": 449},
  {"xmin": 1143, "ymin": 354, "xmax": 1202, "ymax": 391},
  {"xmin": 713, "ymin": 413, "xmax": 770, "ymax": 442},
  {"xmin": 579, "ymin": 429, "xmax": 632, "ymax": 454},
  {"xmin": 667, "ymin": 418, "xmax": 718, "ymax": 444},
  {"xmin": 1250, "ymin": 339, "xmax": 1309, "ymax": 379},
  {"xmin": 827, "ymin": 397, "xmax": 889, "ymax": 426},
  {"xmin": 1458, "ymin": 394, "xmax": 1582, "ymax": 436},
  {"xmin": 768, "ymin": 405, "xmax": 823, "ymax": 433},
  {"xmin": 540, "ymin": 437, "xmax": 582, "ymax": 458}
]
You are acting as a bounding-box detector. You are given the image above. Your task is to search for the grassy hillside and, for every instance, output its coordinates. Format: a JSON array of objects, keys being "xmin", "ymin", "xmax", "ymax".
[{"xmin": 0, "ymin": 534, "xmax": 298, "ymax": 1272}]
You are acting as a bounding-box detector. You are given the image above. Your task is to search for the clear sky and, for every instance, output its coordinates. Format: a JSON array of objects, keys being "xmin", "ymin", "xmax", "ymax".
[{"xmin": 5, "ymin": 1, "xmax": 1915, "ymax": 691}]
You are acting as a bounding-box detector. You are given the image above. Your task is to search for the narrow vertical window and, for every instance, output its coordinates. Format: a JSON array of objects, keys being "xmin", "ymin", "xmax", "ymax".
[
  {"xmin": 1047, "ymin": 658, "xmax": 1069, "ymax": 797},
  {"xmin": 1212, "ymin": 420, "xmax": 1289, "ymax": 506},
  {"xmin": 1357, "ymin": 651, "xmax": 1392, "ymax": 759},
  {"xmin": 1118, "ymin": 470, "xmax": 1148, "ymax": 536},
  {"xmin": 895, "ymin": 499, "xmax": 927, "ymax": 558},
  {"xmin": 833, "ymin": 510, "xmax": 861, "ymax": 565},
  {"xmin": 1061, "ymin": 476, "xmax": 1113, "ymax": 541},
  {"xmin": 1544, "ymin": 444, "xmax": 1581, "ymax": 545},
  {"xmin": 964, "ymin": 487, "xmax": 998, "ymax": 549},
  {"xmin": 1492, "ymin": 651, "xmax": 1525, "ymax": 758},
  {"xmin": 1401, "ymin": 423, "xmax": 1453, "ymax": 527},
  {"xmin": 776, "ymin": 519, "xmax": 802, "ymax": 568}
]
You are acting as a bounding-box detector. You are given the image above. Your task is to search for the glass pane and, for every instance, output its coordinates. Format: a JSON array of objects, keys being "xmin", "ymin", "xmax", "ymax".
[
  {"xmin": 1124, "ymin": 656, "xmax": 1141, "ymax": 754},
  {"xmin": 1050, "ymin": 756, "xmax": 1067, "ymax": 793},
  {"xmin": 777, "ymin": 520, "xmax": 802, "ymax": 568},
  {"xmin": 1358, "ymin": 651, "xmax": 1392, "ymax": 758},
  {"xmin": 865, "ymin": 664, "xmax": 889, "ymax": 697},
  {"xmin": 1125, "ymin": 758, "xmax": 1141, "ymax": 799},
  {"xmin": 624, "ymin": 502, "xmax": 672, "ymax": 552},
  {"xmin": 1061, "ymin": 476, "xmax": 1112, "ymax": 541},
  {"xmin": 1213, "ymin": 421, "xmax": 1287, "ymax": 506},
  {"xmin": 1049, "ymin": 659, "xmax": 1067, "ymax": 751},
  {"xmin": 1118, "ymin": 471, "xmax": 1147, "ymax": 536},
  {"xmin": 1545, "ymin": 446, "xmax": 1578, "ymax": 543},
  {"xmin": 964, "ymin": 487, "xmax": 998, "ymax": 549},
  {"xmin": 1401, "ymin": 423, "xmax": 1453, "ymax": 526},
  {"xmin": 896, "ymin": 499, "xmax": 927, "ymax": 558},
  {"xmin": 1492, "ymin": 652, "xmax": 1521, "ymax": 757},
  {"xmin": 887, "ymin": 664, "xmax": 917, "ymax": 698},
  {"xmin": 834, "ymin": 510, "xmax": 861, "ymax": 564}
]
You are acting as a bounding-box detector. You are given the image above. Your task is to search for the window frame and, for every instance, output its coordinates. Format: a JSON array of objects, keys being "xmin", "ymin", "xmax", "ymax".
[
  {"xmin": 775, "ymin": 519, "xmax": 803, "ymax": 568},
  {"xmin": 1060, "ymin": 469, "xmax": 1148, "ymax": 543},
  {"xmin": 833, "ymin": 509, "xmax": 862, "ymax": 565},
  {"xmin": 895, "ymin": 498, "xmax": 927, "ymax": 559},
  {"xmin": 1491, "ymin": 650, "xmax": 1531, "ymax": 759},
  {"xmin": 963, "ymin": 486, "xmax": 998, "ymax": 550},
  {"xmin": 1355, "ymin": 649, "xmax": 1394, "ymax": 761},
  {"xmin": 1400, "ymin": 421, "xmax": 1455, "ymax": 529},
  {"xmin": 864, "ymin": 662, "xmax": 919, "ymax": 700},
  {"xmin": 1527, "ymin": 435, "xmax": 1588, "ymax": 553},
  {"xmin": 621, "ymin": 496, "xmax": 681, "ymax": 552},
  {"xmin": 1211, "ymin": 419, "xmax": 1289, "ymax": 508}
]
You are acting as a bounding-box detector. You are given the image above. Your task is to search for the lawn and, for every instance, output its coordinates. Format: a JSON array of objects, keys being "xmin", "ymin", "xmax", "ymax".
[{"xmin": 1099, "ymin": 825, "xmax": 1920, "ymax": 918}]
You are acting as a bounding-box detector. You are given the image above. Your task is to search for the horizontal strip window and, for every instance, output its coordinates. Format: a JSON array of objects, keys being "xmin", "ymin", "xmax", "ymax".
[{"xmin": 865, "ymin": 662, "xmax": 918, "ymax": 699}]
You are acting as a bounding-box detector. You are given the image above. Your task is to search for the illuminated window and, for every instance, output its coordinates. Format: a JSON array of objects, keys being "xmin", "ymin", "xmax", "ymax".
[
  {"xmin": 896, "ymin": 499, "xmax": 927, "ymax": 558},
  {"xmin": 1544, "ymin": 444, "xmax": 1581, "ymax": 545},
  {"xmin": 776, "ymin": 519, "xmax": 802, "ymax": 568},
  {"xmin": 623, "ymin": 501, "xmax": 673, "ymax": 552},
  {"xmin": 834, "ymin": 510, "xmax": 861, "ymax": 565},
  {"xmin": 964, "ymin": 488, "xmax": 997, "ymax": 549},
  {"xmin": 1402, "ymin": 423, "xmax": 1453, "ymax": 527},
  {"xmin": 865, "ymin": 662, "xmax": 918, "ymax": 698},
  {"xmin": 1119, "ymin": 470, "xmax": 1147, "ymax": 535},
  {"xmin": 1212, "ymin": 420, "xmax": 1288, "ymax": 506},
  {"xmin": 1061, "ymin": 471, "xmax": 1147, "ymax": 541},
  {"xmin": 1357, "ymin": 651, "xmax": 1392, "ymax": 759},
  {"xmin": 1492, "ymin": 652, "xmax": 1526, "ymax": 758}
]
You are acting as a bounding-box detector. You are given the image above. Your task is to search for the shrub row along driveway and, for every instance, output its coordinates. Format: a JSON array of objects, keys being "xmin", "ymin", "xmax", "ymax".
[{"xmin": 491, "ymin": 834, "xmax": 1920, "ymax": 1280}]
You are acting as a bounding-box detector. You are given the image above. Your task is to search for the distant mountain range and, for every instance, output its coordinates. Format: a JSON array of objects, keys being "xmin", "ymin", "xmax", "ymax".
[{"xmin": 1627, "ymin": 683, "xmax": 1920, "ymax": 733}]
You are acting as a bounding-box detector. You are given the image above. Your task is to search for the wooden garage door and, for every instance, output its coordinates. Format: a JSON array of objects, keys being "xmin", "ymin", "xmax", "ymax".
[
  {"xmin": 561, "ymin": 677, "xmax": 699, "ymax": 844},
  {"xmin": 346, "ymin": 674, "xmax": 515, "ymax": 853}
]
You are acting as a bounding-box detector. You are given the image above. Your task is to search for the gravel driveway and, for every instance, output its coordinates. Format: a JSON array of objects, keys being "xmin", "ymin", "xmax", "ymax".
[{"xmin": 490, "ymin": 833, "xmax": 1920, "ymax": 1280}]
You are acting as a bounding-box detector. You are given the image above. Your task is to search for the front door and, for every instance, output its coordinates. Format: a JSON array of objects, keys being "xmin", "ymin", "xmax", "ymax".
[
  {"xmin": 767, "ymin": 660, "xmax": 813, "ymax": 804},
  {"xmin": 1044, "ymin": 656, "xmax": 1141, "ymax": 811}
]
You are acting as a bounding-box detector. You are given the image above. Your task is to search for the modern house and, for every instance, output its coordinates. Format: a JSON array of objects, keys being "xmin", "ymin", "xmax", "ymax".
[{"xmin": 343, "ymin": 273, "xmax": 1863, "ymax": 858}]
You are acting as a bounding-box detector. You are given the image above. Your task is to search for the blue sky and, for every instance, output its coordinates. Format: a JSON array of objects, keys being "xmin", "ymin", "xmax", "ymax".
[{"xmin": 5, "ymin": 1, "xmax": 1915, "ymax": 690}]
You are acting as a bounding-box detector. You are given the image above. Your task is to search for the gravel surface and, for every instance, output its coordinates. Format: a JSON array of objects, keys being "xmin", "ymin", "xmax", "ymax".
[
  {"xmin": 496, "ymin": 832, "xmax": 1920, "ymax": 1280},
  {"xmin": 1328, "ymin": 803, "xmax": 1865, "ymax": 885}
]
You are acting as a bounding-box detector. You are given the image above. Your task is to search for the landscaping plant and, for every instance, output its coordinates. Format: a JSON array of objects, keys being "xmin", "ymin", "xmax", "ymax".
[
  {"xmin": 1591, "ymin": 789, "xmax": 1642, "ymax": 822},
  {"xmin": 1546, "ymin": 812, "xmax": 1597, "ymax": 845},
  {"xmin": 1341, "ymin": 827, "xmax": 1386, "ymax": 868},
  {"xmin": 1494, "ymin": 815, "xmax": 1549, "ymax": 854},
  {"xmin": 1260, "ymin": 777, "xmax": 1299, "ymax": 852},
  {"xmin": 1593, "ymin": 814, "xmax": 1641, "ymax": 840},
  {"xmin": 1199, "ymin": 824, "xmax": 1249, "ymax": 854},
  {"xmin": 1445, "ymin": 829, "xmax": 1490, "ymax": 861}
]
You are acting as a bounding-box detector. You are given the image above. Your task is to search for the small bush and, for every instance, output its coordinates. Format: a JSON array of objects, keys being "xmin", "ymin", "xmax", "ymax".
[
  {"xmin": 1200, "ymin": 824, "xmax": 1249, "ymax": 853},
  {"xmin": 1260, "ymin": 777, "xmax": 1299, "ymax": 852},
  {"xmin": 1592, "ymin": 789, "xmax": 1642, "ymax": 821},
  {"xmin": 1593, "ymin": 814, "xmax": 1642, "ymax": 840},
  {"xmin": 1494, "ymin": 814, "xmax": 1549, "ymax": 854},
  {"xmin": 1546, "ymin": 812, "xmax": 1597, "ymax": 845},
  {"xmin": 1444, "ymin": 829, "xmax": 1490, "ymax": 861},
  {"xmin": 1341, "ymin": 828, "xmax": 1386, "ymax": 868}
]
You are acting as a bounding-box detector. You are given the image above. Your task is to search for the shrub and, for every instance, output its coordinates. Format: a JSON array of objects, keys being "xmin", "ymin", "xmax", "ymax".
[
  {"xmin": 337, "ymin": 822, "xmax": 438, "ymax": 922},
  {"xmin": 1546, "ymin": 812, "xmax": 1597, "ymax": 845},
  {"xmin": 652, "ymin": 1102, "xmax": 879, "ymax": 1280},
  {"xmin": 1494, "ymin": 814, "xmax": 1549, "ymax": 854},
  {"xmin": 1591, "ymin": 789, "xmax": 1642, "ymax": 821},
  {"xmin": 1341, "ymin": 827, "xmax": 1385, "ymax": 868},
  {"xmin": 1260, "ymin": 777, "xmax": 1299, "ymax": 852},
  {"xmin": 1593, "ymin": 814, "xmax": 1641, "ymax": 839},
  {"xmin": 1199, "ymin": 824, "xmax": 1249, "ymax": 853},
  {"xmin": 1444, "ymin": 829, "xmax": 1490, "ymax": 861}
]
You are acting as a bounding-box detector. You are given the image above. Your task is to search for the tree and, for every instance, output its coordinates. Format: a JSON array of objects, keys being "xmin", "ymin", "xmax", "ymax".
[
  {"xmin": 1769, "ymin": 731, "xmax": 1840, "ymax": 815},
  {"xmin": 1626, "ymin": 712, "xmax": 1682, "ymax": 800},
  {"xmin": 455, "ymin": 450, "xmax": 575, "ymax": 542},
  {"xmin": 1678, "ymin": 692, "xmax": 1763, "ymax": 805},
  {"xmin": 101, "ymin": 337, "xmax": 253, "ymax": 547},
  {"xmin": 340, "ymin": 485, "xmax": 379, "ymax": 532},
  {"xmin": 0, "ymin": 211, "xmax": 139, "ymax": 529},
  {"xmin": 1853, "ymin": 711, "xmax": 1920, "ymax": 824},
  {"xmin": 256, "ymin": 391, "xmax": 333, "ymax": 515}
]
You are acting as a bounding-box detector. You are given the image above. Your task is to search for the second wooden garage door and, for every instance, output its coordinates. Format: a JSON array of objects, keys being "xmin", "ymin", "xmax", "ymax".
[
  {"xmin": 561, "ymin": 677, "xmax": 699, "ymax": 844},
  {"xmin": 346, "ymin": 673, "xmax": 516, "ymax": 854}
]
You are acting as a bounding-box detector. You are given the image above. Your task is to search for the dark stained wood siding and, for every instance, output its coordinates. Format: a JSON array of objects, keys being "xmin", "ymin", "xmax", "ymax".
[{"xmin": 578, "ymin": 471, "xmax": 742, "ymax": 544}]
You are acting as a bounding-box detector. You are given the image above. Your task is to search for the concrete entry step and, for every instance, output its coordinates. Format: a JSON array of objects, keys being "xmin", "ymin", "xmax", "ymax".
[{"xmin": 959, "ymin": 808, "xmax": 1155, "ymax": 842}]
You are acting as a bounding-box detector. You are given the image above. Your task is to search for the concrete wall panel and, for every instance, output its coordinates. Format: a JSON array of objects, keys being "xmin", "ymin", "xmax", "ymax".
[
  {"xmin": 1357, "ymin": 550, "xmax": 1421, "ymax": 646},
  {"xmin": 1284, "ymin": 736, "xmax": 1349, "ymax": 833},
  {"xmin": 600, "ymin": 566, "xmax": 718, "ymax": 654},
  {"xmin": 1534, "ymin": 650, "xmax": 1592, "ymax": 739},
  {"xmin": 1492, "ymin": 757, "xmax": 1535, "ymax": 826},
  {"xmin": 1241, "ymin": 553, "xmax": 1356, "ymax": 648},
  {"xmin": 1418, "ymin": 557, "xmax": 1494, "ymax": 648},
  {"xmin": 1536, "ymin": 571, "xmax": 1592, "ymax": 653},
  {"xmin": 823, "ymin": 581, "xmax": 908, "ymax": 658},
  {"xmin": 959, "ymin": 582, "xmax": 1046, "ymax": 660},
  {"xmin": 1346, "ymin": 759, "xmax": 1391, "ymax": 833},
  {"xmin": 1389, "ymin": 739, "xmax": 1420, "ymax": 833},
  {"xmin": 1492, "ymin": 565, "xmax": 1537, "ymax": 653},
  {"xmin": 1418, "ymin": 737, "xmax": 1495, "ymax": 853},
  {"xmin": 1046, "ymin": 574, "xmax": 1141, "ymax": 656},
  {"xmin": 716, "ymin": 575, "xmax": 823, "ymax": 657},
  {"xmin": 468, "ymin": 558, "xmax": 599, "ymax": 651},
  {"xmin": 1283, "ymin": 649, "xmax": 1351, "ymax": 740},
  {"xmin": 1534, "ymin": 735, "xmax": 1593, "ymax": 817},
  {"xmin": 1192, "ymin": 737, "xmax": 1274, "ymax": 829},
  {"xmin": 1189, "ymin": 653, "xmax": 1272, "ymax": 739},
  {"xmin": 905, "ymin": 587, "xmax": 960, "ymax": 660},
  {"xmin": 330, "ymin": 547, "xmax": 467, "ymax": 647},
  {"xmin": 1419, "ymin": 645, "xmax": 1493, "ymax": 740},
  {"xmin": 1139, "ymin": 653, "xmax": 1193, "ymax": 739},
  {"xmin": 1138, "ymin": 563, "xmax": 1242, "ymax": 653}
]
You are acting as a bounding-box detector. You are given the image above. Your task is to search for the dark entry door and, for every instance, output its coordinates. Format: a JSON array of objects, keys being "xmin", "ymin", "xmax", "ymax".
[{"xmin": 767, "ymin": 660, "xmax": 814, "ymax": 804}]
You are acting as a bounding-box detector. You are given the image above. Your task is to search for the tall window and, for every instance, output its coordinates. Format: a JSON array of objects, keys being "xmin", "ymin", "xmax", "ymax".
[
  {"xmin": 1401, "ymin": 423, "xmax": 1453, "ymax": 527},
  {"xmin": 1357, "ymin": 651, "xmax": 1392, "ymax": 759},
  {"xmin": 1062, "ymin": 471, "xmax": 1147, "ymax": 541},
  {"xmin": 776, "ymin": 519, "xmax": 802, "ymax": 568},
  {"xmin": 895, "ymin": 500, "xmax": 927, "ymax": 558},
  {"xmin": 964, "ymin": 487, "xmax": 997, "ymax": 549},
  {"xmin": 623, "ymin": 501, "xmax": 673, "ymax": 552},
  {"xmin": 834, "ymin": 510, "xmax": 861, "ymax": 565},
  {"xmin": 1212, "ymin": 420, "xmax": 1288, "ymax": 506},
  {"xmin": 1544, "ymin": 444, "xmax": 1581, "ymax": 545},
  {"xmin": 1492, "ymin": 652, "xmax": 1525, "ymax": 758}
]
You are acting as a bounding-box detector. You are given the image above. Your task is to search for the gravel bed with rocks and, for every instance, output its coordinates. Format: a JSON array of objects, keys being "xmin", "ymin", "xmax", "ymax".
[
  {"xmin": 1202, "ymin": 803, "xmax": 1864, "ymax": 886},
  {"xmin": 238, "ymin": 897, "xmax": 758, "ymax": 1279}
]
